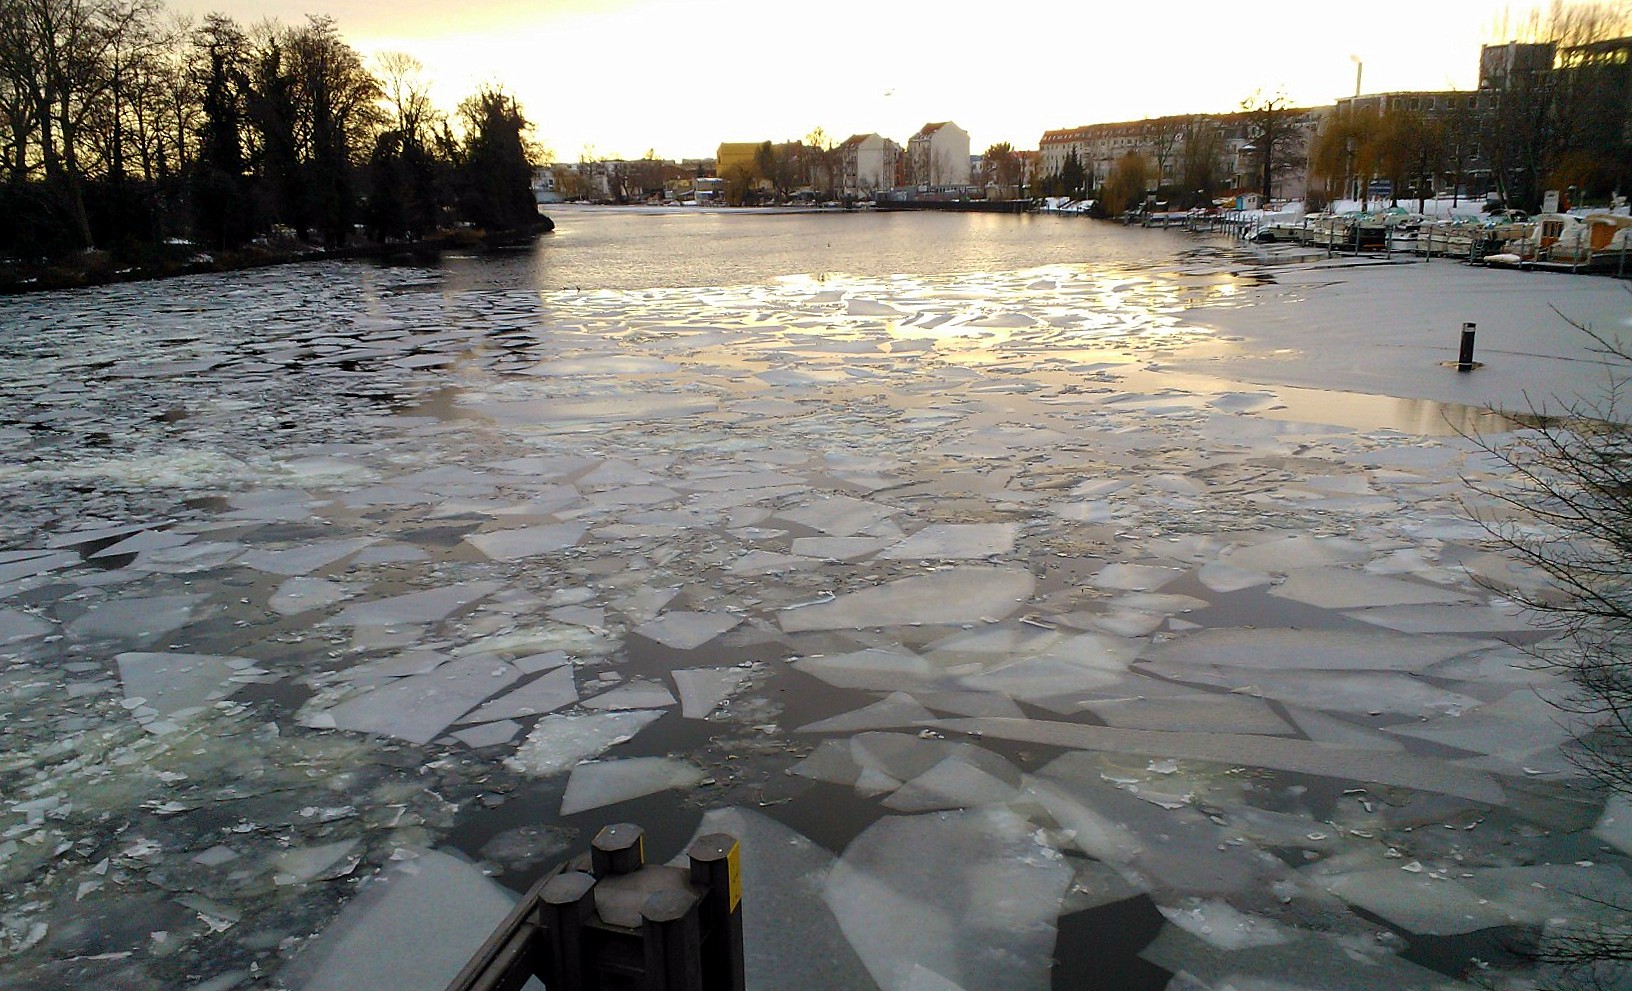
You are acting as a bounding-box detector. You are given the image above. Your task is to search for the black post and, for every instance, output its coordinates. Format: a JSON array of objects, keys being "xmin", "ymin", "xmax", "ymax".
[
  {"xmin": 688, "ymin": 834, "xmax": 746, "ymax": 991},
  {"xmin": 592, "ymin": 823, "xmax": 645, "ymax": 876},
  {"xmin": 539, "ymin": 872, "xmax": 598, "ymax": 991},
  {"xmin": 641, "ymin": 891, "xmax": 703, "ymax": 991},
  {"xmin": 1458, "ymin": 322, "xmax": 1477, "ymax": 371}
]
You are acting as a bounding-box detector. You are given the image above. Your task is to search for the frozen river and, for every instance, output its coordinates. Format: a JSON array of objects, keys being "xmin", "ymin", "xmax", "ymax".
[{"xmin": 2, "ymin": 207, "xmax": 1630, "ymax": 991}]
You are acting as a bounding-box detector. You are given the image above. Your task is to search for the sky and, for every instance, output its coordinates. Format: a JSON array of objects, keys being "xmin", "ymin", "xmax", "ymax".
[{"xmin": 173, "ymin": 0, "xmax": 1564, "ymax": 162}]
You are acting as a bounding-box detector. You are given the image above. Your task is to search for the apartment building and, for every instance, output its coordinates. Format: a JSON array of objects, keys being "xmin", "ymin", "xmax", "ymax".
[
  {"xmin": 837, "ymin": 133, "xmax": 902, "ymax": 197},
  {"xmin": 906, "ymin": 122, "xmax": 971, "ymax": 187}
]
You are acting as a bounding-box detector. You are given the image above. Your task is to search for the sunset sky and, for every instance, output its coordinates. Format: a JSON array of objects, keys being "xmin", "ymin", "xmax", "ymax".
[{"xmin": 173, "ymin": 0, "xmax": 1557, "ymax": 161}]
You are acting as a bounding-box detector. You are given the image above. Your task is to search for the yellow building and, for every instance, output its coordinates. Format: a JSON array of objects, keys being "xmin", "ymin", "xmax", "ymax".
[{"xmin": 716, "ymin": 143, "xmax": 763, "ymax": 181}]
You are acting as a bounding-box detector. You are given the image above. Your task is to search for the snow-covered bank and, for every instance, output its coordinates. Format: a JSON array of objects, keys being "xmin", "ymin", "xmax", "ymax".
[{"xmin": 1169, "ymin": 258, "xmax": 1631, "ymax": 417}]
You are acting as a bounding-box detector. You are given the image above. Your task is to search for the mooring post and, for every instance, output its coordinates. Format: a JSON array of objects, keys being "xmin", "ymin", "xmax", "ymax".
[
  {"xmin": 641, "ymin": 891, "xmax": 703, "ymax": 991},
  {"xmin": 538, "ymin": 871, "xmax": 598, "ymax": 990},
  {"xmin": 688, "ymin": 833, "xmax": 747, "ymax": 991},
  {"xmin": 592, "ymin": 822, "xmax": 645, "ymax": 876},
  {"xmin": 1458, "ymin": 322, "xmax": 1477, "ymax": 371}
]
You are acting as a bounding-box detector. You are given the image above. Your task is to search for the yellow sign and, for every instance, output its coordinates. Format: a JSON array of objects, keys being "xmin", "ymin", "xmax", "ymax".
[{"xmin": 726, "ymin": 839, "xmax": 742, "ymax": 911}]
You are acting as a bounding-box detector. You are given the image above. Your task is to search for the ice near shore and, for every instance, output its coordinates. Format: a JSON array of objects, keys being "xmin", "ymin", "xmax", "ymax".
[{"xmin": 0, "ymin": 244, "xmax": 1628, "ymax": 991}]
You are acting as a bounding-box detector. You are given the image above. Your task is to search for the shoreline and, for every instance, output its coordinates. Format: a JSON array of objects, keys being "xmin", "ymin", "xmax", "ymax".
[{"xmin": 0, "ymin": 221, "xmax": 556, "ymax": 297}]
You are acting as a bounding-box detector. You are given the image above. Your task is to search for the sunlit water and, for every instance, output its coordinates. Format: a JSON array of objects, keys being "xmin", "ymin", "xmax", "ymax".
[{"xmin": 0, "ymin": 210, "xmax": 1606, "ymax": 991}]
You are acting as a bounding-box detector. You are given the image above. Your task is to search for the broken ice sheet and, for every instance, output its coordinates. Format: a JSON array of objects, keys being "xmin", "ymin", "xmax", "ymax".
[
  {"xmin": 683, "ymin": 807, "xmax": 877, "ymax": 991},
  {"xmin": 269, "ymin": 577, "xmax": 351, "ymax": 617},
  {"xmin": 278, "ymin": 848, "xmax": 522, "ymax": 991},
  {"xmin": 237, "ymin": 537, "xmax": 376, "ymax": 576},
  {"xmin": 1155, "ymin": 898, "xmax": 1295, "ymax": 950},
  {"xmin": 1342, "ymin": 601, "xmax": 1549, "ymax": 634},
  {"xmin": 305, "ymin": 653, "xmax": 525, "ymax": 745},
  {"xmin": 558, "ymin": 756, "xmax": 704, "ymax": 816},
  {"xmin": 796, "ymin": 692, "xmax": 937, "ymax": 734},
  {"xmin": 1140, "ymin": 923, "xmax": 1467, "ymax": 991},
  {"xmin": 1139, "ymin": 626, "xmax": 1489, "ymax": 672},
  {"xmin": 794, "ymin": 648, "xmax": 939, "ymax": 691},
  {"xmin": 1081, "ymin": 694, "xmax": 1294, "ymax": 736},
  {"xmin": 329, "ymin": 580, "xmax": 502, "ymax": 627},
  {"xmin": 272, "ymin": 838, "xmax": 362, "ymax": 886},
  {"xmin": 69, "ymin": 593, "xmax": 208, "ymax": 642},
  {"xmin": 505, "ymin": 710, "xmax": 664, "ymax": 776},
  {"xmin": 879, "ymin": 523, "xmax": 1016, "ymax": 560},
  {"xmin": 824, "ymin": 807, "xmax": 1071, "ymax": 991},
  {"xmin": 1087, "ymin": 562, "xmax": 1184, "ymax": 592},
  {"xmin": 671, "ymin": 666, "xmax": 752, "ymax": 718},
  {"xmin": 1268, "ymin": 567, "xmax": 1472, "ymax": 609},
  {"xmin": 0, "ymin": 607, "xmax": 51, "ymax": 642},
  {"xmin": 634, "ymin": 611, "xmax": 742, "ymax": 650},
  {"xmin": 117, "ymin": 651, "xmax": 246, "ymax": 719},
  {"xmin": 463, "ymin": 523, "xmax": 589, "ymax": 561},
  {"xmin": 928, "ymin": 717, "xmax": 1506, "ymax": 804},
  {"xmin": 779, "ymin": 567, "xmax": 1034, "ymax": 632},
  {"xmin": 778, "ymin": 494, "xmax": 899, "ymax": 536},
  {"xmin": 459, "ymin": 667, "xmax": 578, "ymax": 724},
  {"xmin": 1219, "ymin": 534, "xmax": 1370, "ymax": 573},
  {"xmin": 581, "ymin": 678, "xmax": 677, "ymax": 711}
]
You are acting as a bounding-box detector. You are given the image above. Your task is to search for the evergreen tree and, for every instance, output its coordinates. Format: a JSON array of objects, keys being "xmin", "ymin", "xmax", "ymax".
[{"xmin": 455, "ymin": 84, "xmax": 536, "ymax": 233}]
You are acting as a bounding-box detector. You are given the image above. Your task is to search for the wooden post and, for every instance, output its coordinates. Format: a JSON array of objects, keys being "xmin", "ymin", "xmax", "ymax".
[
  {"xmin": 688, "ymin": 834, "xmax": 746, "ymax": 991},
  {"xmin": 539, "ymin": 872, "xmax": 597, "ymax": 991},
  {"xmin": 641, "ymin": 891, "xmax": 703, "ymax": 991},
  {"xmin": 592, "ymin": 823, "xmax": 645, "ymax": 876}
]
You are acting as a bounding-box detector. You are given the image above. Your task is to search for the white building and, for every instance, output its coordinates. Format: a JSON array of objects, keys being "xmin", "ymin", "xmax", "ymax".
[
  {"xmin": 838, "ymin": 133, "xmax": 901, "ymax": 196},
  {"xmin": 907, "ymin": 122, "xmax": 971, "ymax": 188}
]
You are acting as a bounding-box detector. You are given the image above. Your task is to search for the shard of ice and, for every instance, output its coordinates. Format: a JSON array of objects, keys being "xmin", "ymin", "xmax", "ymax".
[
  {"xmin": 279, "ymin": 848, "xmax": 519, "ymax": 991},
  {"xmin": 880, "ymin": 524, "xmax": 1017, "ymax": 560},
  {"xmin": 308, "ymin": 653, "xmax": 525, "ymax": 744},
  {"xmin": 1269, "ymin": 567, "xmax": 1473, "ymax": 609},
  {"xmin": 779, "ymin": 567, "xmax": 1034, "ymax": 632},
  {"xmin": 269, "ymin": 577, "xmax": 351, "ymax": 617},
  {"xmin": 793, "ymin": 649, "xmax": 938, "ymax": 690},
  {"xmin": 1219, "ymin": 534, "xmax": 1370, "ymax": 573},
  {"xmin": 505, "ymin": 710, "xmax": 665, "ymax": 777},
  {"xmin": 684, "ymin": 807, "xmax": 878, "ymax": 991},
  {"xmin": 796, "ymin": 692, "xmax": 937, "ymax": 734},
  {"xmin": 928, "ymin": 717, "xmax": 1506, "ymax": 803},
  {"xmin": 116, "ymin": 651, "xmax": 246, "ymax": 719},
  {"xmin": 634, "ymin": 611, "xmax": 743, "ymax": 650},
  {"xmin": 460, "ymin": 667, "xmax": 578, "ymax": 724},
  {"xmin": 671, "ymin": 666, "xmax": 752, "ymax": 718},
  {"xmin": 1139, "ymin": 626, "xmax": 1489, "ymax": 672},
  {"xmin": 778, "ymin": 495, "xmax": 899, "ymax": 536},
  {"xmin": 558, "ymin": 756, "xmax": 704, "ymax": 816},
  {"xmin": 69, "ymin": 593, "xmax": 207, "ymax": 642},
  {"xmin": 581, "ymin": 678, "xmax": 677, "ymax": 711},
  {"xmin": 330, "ymin": 581, "xmax": 502, "ymax": 627},
  {"xmin": 823, "ymin": 807, "xmax": 1071, "ymax": 991},
  {"xmin": 237, "ymin": 538, "xmax": 377, "ymax": 576},
  {"xmin": 463, "ymin": 523, "xmax": 589, "ymax": 562}
]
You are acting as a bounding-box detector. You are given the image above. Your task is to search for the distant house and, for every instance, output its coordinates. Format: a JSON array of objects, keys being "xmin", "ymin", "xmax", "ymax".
[
  {"xmin": 837, "ymin": 133, "xmax": 901, "ymax": 196},
  {"xmin": 906, "ymin": 122, "xmax": 971, "ymax": 188},
  {"xmin": 716, "ymin": 142, "xmax": 763, "ymax": 183},
  {"xmin": 531, "ymin": 167, "xmax": 562, "ymax": 204}
]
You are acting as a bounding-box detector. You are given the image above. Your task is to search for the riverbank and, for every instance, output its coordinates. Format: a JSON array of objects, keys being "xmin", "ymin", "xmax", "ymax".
[{"xmin": 0, "ymin": 218, "xmax": 556, "ymax": 296}]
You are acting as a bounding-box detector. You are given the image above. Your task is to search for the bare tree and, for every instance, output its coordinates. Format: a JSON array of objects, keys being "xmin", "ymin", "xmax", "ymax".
[
  {"xmin": 1463, "ymin": 304, "xmax": 1632, "ymax": 988},
  {"xmin": 1240, "ymin": 89, "xmax": 1302, "ymax": 203}
]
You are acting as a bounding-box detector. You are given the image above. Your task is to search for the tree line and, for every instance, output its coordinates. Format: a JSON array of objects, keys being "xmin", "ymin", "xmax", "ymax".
[
  {"xmin": 1310, "ymin": 8, "xmax": 1630, "ymax": 213},
  {"xmin": 0, "ymin": 0, "xmax": 544, "ymax": 266}
]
